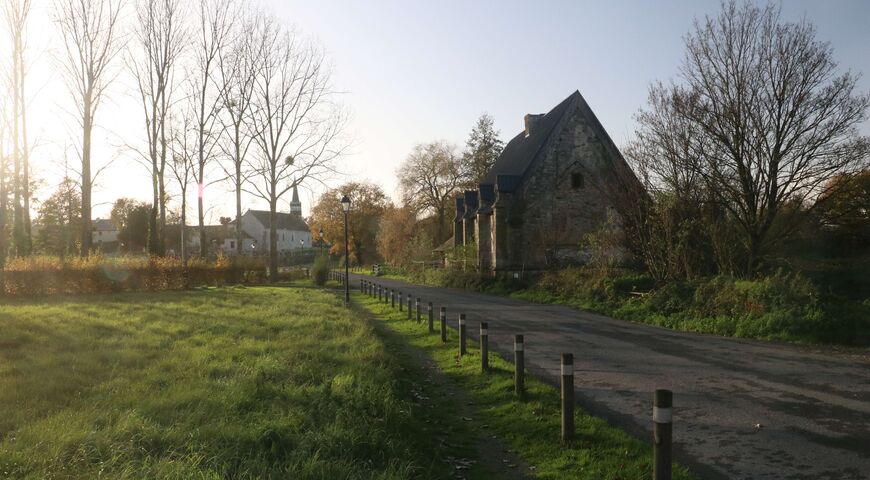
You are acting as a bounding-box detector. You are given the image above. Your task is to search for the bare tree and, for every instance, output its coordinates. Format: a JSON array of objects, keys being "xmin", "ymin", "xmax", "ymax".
[
  {"xmin": 3, "ymin": 0, "xmax": 33, "ymax": 256},
  {"xmin": 0, "ymin": 99, "xmax": 8, "ymax": 264},
  {"xmin": 54, "ymin": 0, "xmax": 124, "ymax": 257},
  {"xmin": 167, "ymin": 108, "xmax": 196, "ymax": 265},
  {"xmin": 218, "ymin": 9, "xmax": 257, "ymax": 255},
  {"xmin": 636, "ymin": 1, "xmax": 870, "ymax": 274},
  {"xmin": 396, "ymin": 141, "xmax": 464, "ymax": 243},
  {"xmin": 190, "ymin": 0, "xmax": 236, "ymax": 257},
  {"xmin": 245, "ymin": 16, "xmax": 346, "ymax": 281},
  {"xmin": 129, "ymin": 0, "xmax": 186, "ymax": 256}
]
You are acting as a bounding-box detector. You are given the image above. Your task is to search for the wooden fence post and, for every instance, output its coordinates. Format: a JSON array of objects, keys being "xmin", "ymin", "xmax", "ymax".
[
  {"xmin": 391, "ymin": 289, "xmax": 395, "ymax": 308},
  {"xmin": 480, "ymin": 322, "xmax": 489, "ymax": 372},
  {"xmin": 407, "ymin": 297, "xmax": 412, "ymax": 320},
  {"xmin": 654, "ymin": 389, "xmax": 673, "ymax": 480},
  {"xmin": 514, "ymin": 334, "xmax": 525, "ymax": 397},
  {"xmin": 561, "ymin": 353, "xmax": 574, "ymax": 444},
  {"xmin": 427, "ymin": 302, "xmax": 434, "ymax": 333},
  {"xmin": 459, "ymin": 314, "xmax": 467, "ymax": 357},
  {"xmin": 440, "ymin": 307, "xmax": 447, "ymax": 343},
  {"xmin": 416, "ymin": 298, "xmax": 421, "ymax": 323},
  {"xmin": 399, "ymin": 291, "xmax": 403, "ymax": 311}
]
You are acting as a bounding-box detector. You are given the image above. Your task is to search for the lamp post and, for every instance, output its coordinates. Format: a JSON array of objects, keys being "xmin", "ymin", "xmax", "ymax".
[
  {"xmin": 319, "ymin": 228, "xmax": 324, "ymax": 257},
  {"xmin": 341, "ymin": 195, "xmax": 351, "ymax": 306}
]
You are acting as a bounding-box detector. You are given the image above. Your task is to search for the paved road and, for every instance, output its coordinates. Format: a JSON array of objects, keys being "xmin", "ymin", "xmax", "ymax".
[{"xmin": 350, "ymin": 274, "xmax": 870, "ymax": 480}]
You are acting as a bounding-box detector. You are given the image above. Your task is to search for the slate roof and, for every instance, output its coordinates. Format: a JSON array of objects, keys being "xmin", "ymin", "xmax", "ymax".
[
  {"xmin": 93, "ymin": 218, "xmax": 117, "ymax": 231},
  {"xmin": 480, "ymin": 90, "xmax": 641, "ymax": 196},
  {"xmin": 481, "ymin": 91, "xmax": 577, "ymax": 186},
  {"xmin": 247, "ymin": 210, "xmax": 309, "ymax": 231}
]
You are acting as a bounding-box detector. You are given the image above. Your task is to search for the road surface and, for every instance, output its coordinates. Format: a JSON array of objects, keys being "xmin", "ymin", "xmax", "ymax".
[{"xmin": 350, "ymin": 273, "xmax": 870, "ymax": 480}]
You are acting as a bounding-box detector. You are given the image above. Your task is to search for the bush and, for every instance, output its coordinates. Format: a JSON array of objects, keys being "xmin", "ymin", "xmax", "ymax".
[
  {"xmin": 0, "ymin": 255, "xmax": 267, "ymax": 297},
  {"xmin": 520, "ymin": 266, "xmax": 866, "ymax": 344},
  {"xmin": 312, "ymin": 256, "xmax": 329, "ymax": 286}
]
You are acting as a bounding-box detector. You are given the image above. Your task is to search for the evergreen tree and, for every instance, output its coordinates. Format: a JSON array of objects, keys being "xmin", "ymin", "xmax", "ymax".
[
  {"xmin": 461, "ymin": 113, "xmax": 504, "ymax": 186},
  {"xmin": 35, "ymin": 178, "xmax": 81, "ymax": 258}
]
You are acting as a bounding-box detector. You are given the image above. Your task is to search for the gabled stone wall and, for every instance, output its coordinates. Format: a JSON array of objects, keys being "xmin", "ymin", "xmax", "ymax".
[{"xmin": 512, "ymin": 105, "xmax": 623, "ymax": 269}]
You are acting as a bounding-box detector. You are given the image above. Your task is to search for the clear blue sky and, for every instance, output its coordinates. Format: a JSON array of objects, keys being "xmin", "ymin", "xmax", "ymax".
[
  {"xmin": 269, "ymin": 0, "xmax": 870, "ymax": 204},
  {"xmin": 21, "ymin": 1, "xmax": 870, "ymax": 219}
]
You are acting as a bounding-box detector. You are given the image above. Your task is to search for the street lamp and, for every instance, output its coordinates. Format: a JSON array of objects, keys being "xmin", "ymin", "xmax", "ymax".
[
  {"xmin": 341, "ymin": 195, "xmax": 351, "ymax": 306},
  {"xmin": 319, "ymin": 228, "xmax": 324, "ymax": 257}
]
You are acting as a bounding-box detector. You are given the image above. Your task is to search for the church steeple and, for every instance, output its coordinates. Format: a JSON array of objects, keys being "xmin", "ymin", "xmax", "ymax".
[{"xmin": 290, "ymin": 184, "xmax": 302, "ymax": 216}]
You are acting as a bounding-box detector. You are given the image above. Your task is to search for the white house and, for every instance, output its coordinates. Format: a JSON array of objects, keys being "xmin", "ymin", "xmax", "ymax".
[
  {"xmin": 92, "ymin": 218, "xmax": 119, "ymax": 245},
  {"xmin": 190, "ymin": 186, "xmax": 311, "ymax": 255}
]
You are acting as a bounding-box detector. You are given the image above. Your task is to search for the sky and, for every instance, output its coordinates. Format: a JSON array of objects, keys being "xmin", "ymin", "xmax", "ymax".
[{"xmin": 8, "ymin": 0, "xmax": 870, "ymax": 222}]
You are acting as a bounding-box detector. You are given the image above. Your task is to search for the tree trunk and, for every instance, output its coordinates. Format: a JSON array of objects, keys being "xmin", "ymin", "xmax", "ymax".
[
  {"xmin": 148, "ymin": 151, "xmax": 158, "ymax": 255},
  {"xmin": 0, "ymin": 135, "xmax": 6, "ymax": 266},
  {"xmin": 20, "ymin": 60, "xmax": 31, "ymax": 256},
  {"xmin": 81, "ymin": 105, "xmax": 93, "ymax": 257},
  {"xmin": 269, "ymin": 199, "xmax": 278, "ymax": 282},
  {"xmin": 11, "ymin": 32, "xmax": 22, "ymax": 257},
  {"xmin": 158, "ymin": 172, "xmax": 166, "ymax": 255},
  {"xmin": 180, "ymin": 193, "xmax": 187, "ymax": 266},
  {"xmin": 436, "ymin": 208, "xmax": 445, "ymax": 244},
  {"xmin": 235, "ymin": 137, "xmax": 243, "ymax": 255},
  {"xmin": 158, "ymin": 117, "xmax": 168, "ymax": 255},
  {"xmin": 198, "ymin": 174, "xmax": 206, "ymax": 257}
]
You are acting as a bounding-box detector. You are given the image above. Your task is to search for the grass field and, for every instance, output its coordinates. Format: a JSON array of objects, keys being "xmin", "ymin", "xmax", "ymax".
[
  {"xmin": 0, "ymin": 285, "xmax": 512, "ymax": 479},
  {"xmin": 354, "ymin": 291, "xmax": 697, "ymax": 480}
]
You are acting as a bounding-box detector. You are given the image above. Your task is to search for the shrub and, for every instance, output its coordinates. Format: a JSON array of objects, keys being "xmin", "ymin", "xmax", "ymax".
[
  {"xmin": 312, "ymin": 256, "xmax": 329, "ymax": 286},
  {"xmin": 0, "ymin": 255, "xmax": 267, "ymax": 297}
]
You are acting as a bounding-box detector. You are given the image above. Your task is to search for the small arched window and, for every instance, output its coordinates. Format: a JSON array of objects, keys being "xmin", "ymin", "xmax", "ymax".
[{"xmin": 571, "ymin": 173, "xmax": 584, "ymax": 189}]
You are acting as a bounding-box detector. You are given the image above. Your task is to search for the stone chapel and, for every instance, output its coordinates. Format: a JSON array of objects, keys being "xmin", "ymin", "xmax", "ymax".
[{"xmin": 450, "ymin": 90, "xmax": 642, "ymax": 274}]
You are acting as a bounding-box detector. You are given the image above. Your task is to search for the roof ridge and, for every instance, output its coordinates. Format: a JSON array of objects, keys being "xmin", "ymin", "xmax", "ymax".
[{"xmin": 515, "ymin": 91, "xmax": 580, "ymax": 182}]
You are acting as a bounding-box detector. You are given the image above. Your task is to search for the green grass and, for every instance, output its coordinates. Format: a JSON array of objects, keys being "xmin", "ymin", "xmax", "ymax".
[
  {"xmin": 384, "ymin": 267, "xmax": 870, "ymax": 346},
  {"xmin": 354, "ymin": 292, "xmax": 697, "ymax": 480},
  {"xmin": 0, "ymin": 284, "xmax": 506, "ymax": 479}
]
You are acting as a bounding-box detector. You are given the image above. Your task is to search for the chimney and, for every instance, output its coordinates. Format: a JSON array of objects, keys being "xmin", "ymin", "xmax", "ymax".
[{"xmin": 524, "ymin": 113, "xmax": 544, "ymax": 137}]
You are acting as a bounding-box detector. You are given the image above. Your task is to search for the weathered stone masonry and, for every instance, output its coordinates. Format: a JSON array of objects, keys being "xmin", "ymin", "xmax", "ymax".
[{"xmin": 453, "ymin": 91, "xmax": 641, "ymax": 274}]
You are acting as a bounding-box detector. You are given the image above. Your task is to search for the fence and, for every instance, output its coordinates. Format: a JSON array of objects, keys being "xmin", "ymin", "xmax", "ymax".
[{"xmin": 329, "ymin": 269, "xmax": 678, "ymax": 479}]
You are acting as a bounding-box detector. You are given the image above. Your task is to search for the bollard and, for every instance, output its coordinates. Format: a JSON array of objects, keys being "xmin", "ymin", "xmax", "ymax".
[
  {"xmin": 385, "ymin": 288, "xmax": 390, "ymax": 305},
  {"xmin": 654, "ymin": 389, "xmax": 673, "ymax": 480},
  {"xmin": 458, "ymin": 314, "xmax": 467, "ymax": 357},
  {"xmin": 399, "ymin": 291, "xmax": 403, "ymax": 311},
  {"xmin": 440, "ymin": 307, "xmax": 447, "ymax": 343},
  {"xmin": 427, "ymin": 302, "xmax": 434, "ymax": 333},
  {"xmin": 514, "ymin": 334, "xmax": 525, "ymax": 397},
  {"xmin": 480, "ymin": 322, "xmax": 489, "ymax": 372},
  {"xmin": 407, "ymin": 297, "xmax": 412, "ymax": 320},
  {"xmin": 378, "ymin": 284, "xmax": 382, "ymax": 301},
  {"xmin": 561, "ymin": 353, "xmax": 574, "ymax": 444},
  {"xmin": 391, "ymin": 289, "xmax": 395, "ymax": 308},
  {"xmin": 416, "ymin": 298, "xmax": 421, "ymax": 323}
]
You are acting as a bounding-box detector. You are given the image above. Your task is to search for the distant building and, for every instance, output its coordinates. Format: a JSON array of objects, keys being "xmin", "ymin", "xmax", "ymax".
[
  {"xmin": 92, "ymin": 218, "xmax": 120, "ymax": 251},
  {"xmin": 451, "ymin": 91, "xmax": 641, "ymax": 274},
  {"xmin": 190, "ymin": 185, "xmax": 311, "ymax": 255}
]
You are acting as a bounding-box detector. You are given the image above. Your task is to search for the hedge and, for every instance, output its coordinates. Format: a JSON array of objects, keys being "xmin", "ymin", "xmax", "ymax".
[{"xmin": 0, "ymin": 255, "xmax": 268, "ymax": 296}]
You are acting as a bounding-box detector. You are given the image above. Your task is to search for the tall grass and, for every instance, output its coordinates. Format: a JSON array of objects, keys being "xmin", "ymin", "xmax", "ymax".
[{"xmin": 0, "ymin": 286, "xmax": 483, "ymax": 479}]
